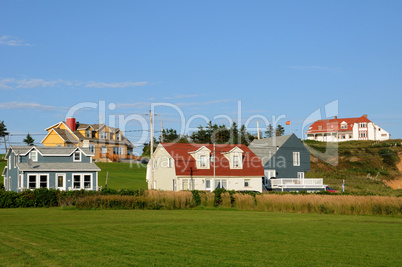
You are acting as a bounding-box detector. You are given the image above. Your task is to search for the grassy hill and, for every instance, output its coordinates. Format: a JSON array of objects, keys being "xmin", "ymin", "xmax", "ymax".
[{"xmin": 304, "ymin": 139, "xmax": 402, "ymax": 196}]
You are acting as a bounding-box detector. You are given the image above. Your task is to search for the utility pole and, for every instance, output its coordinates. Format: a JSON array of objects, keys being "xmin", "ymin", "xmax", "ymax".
[
  {"xmin": 257, "ymin": 121, "xmax": 260, "ymax": 140},
  {"xmin": 160, "ymin": 121, "xmax": 164, "ymax": 143},
  {"xmin": 213, "ymin": 143, "xmax": 216, "ymax": 191},
  {"xmin": 149, "ymin": 110, "xmax": 154, "ymax": 189}
]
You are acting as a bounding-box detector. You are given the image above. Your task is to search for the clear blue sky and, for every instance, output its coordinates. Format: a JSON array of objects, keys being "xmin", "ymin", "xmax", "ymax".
[{"xmin": 1, "ymin": 0, "xmax": 401, "ymax": 153}]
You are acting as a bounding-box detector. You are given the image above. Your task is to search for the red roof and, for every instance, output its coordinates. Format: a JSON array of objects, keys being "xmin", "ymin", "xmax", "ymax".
[
  {"xmin": 307, "ymin": 115, "xmax": 372, "ymax": 133},
  {"xmin": 160, "ymin": 143, "xmax": 264, "ymax": 177}
]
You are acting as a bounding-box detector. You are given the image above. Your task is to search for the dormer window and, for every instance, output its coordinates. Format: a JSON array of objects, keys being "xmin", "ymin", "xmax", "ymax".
[
  {"xmin": 341, "ymin": 123, "xmax": 347, "ymax": 129},
  {"xmin": 116, "ymin": 133, "xmax": 121, "ymax": 141},
  {"xmin": 200, "ymin": 155, "xmax": 207, "ymax": 167},
  {"xmin": 74, "ymin": 151, "xmax": 81, "ymax": 162},
  {"xmin": 233, "ymin": 155, "xmax": 240, "ymax": 168},
  {"xmin": 86, "ymin": 130, "xmax": 91, "ymax": 138},
  {"xmin": 100, "ymin": 131, "xmax": 107, "ymax": 139},
  {"xmin": 318, "ymin": 126, "xmax": 322, "ymax": 130},
  {"xmin": 30, "ymin": 151, "xmax": 38, "ymax": 162}
]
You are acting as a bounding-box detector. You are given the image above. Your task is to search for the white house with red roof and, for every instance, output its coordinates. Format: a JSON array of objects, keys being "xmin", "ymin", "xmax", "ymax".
[
  {"xmin": 306, "ymin": 114, "xmax": 390, "ymax": 142},
  {"xmin": 146, "ymin": 143, "xmax": 264, "ymax": 192}
]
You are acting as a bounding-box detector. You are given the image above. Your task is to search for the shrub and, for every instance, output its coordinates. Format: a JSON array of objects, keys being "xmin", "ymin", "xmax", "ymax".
[{"xmin": 379, "ymin": 148, "xmax": 399, "ymax": 167}]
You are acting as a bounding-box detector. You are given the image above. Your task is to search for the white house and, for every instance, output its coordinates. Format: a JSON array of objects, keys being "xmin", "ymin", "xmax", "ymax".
[
  {"xmin": 146, "ymin": 143, "xmax": 264, "ymax": 192},
  {"xmin": 306, "ymin": 115, "xmax": 390, "ymax": 142}
]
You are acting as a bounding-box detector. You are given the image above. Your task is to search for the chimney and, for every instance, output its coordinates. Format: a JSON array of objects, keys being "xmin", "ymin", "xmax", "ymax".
[
  {"xmin": 334, "ymin": 116, "xmax": 337, "ymax": 119},
  {"xmin": 363, "ymin": 114, "xmax": 368, "ymax": 118},
  {"xmin": 66, "ymin": 117, "xmax": 76, "ymax": 131}
]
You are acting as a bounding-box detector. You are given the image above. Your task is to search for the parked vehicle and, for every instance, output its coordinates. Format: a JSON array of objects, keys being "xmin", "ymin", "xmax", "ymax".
[{"xmin": 326, "ymin": 186, "xmax": 337, "ymax": 193}]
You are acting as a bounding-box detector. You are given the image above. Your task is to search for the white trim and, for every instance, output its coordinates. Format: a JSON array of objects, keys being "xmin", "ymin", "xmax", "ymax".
[
  {"xmin": 27, "ymin": 173, "xmax": 49, "ymax": 189},
  {"xmin": 55, "ymin": 173, "xmax": 66, "ymax": 190},
  {"xmin": 30, "ymin": 151, "xmax": 38, "ymax": 162},
  {"xmin": 73, "ymin": 151, "xmax": 81, "ymax": 162},
  {"xmin": 188, "ymin": 146, "xmax": 211, "ymax": 154},
  {"xmin": 293, "ymin": 152, "xmax": 300, "ymax": 166},
  {"xmin": 72, "ymin": 173, "xmax": 93, "ymax": 190}
]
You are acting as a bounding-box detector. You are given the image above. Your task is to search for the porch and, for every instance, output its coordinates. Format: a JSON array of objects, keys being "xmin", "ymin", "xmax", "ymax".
[{"xmin": 267, "ymin": 178, "xmax": 327, "ymax": 192}]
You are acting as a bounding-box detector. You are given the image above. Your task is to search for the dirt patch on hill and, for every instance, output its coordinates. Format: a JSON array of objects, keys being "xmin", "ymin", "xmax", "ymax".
[{"xmin": 383, "ymin": 153, "xmax": 402, "ymax": 190}]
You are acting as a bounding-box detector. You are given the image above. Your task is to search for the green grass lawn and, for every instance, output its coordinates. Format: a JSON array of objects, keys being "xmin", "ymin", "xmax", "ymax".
[
  {"xmin": 0, "ymin": 209, "xmax": 401, "ymax": 266},
  {"xmin": 96, "ymin": 162, "xmax": 147, "ymax": 190}
]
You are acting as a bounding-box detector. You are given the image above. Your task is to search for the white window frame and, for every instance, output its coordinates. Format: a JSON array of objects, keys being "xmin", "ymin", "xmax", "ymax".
[
  {"xmin": 341, "ymin": 124, "xmax": 347, "ymax": 129},
  {"xmin": 72, "ymin": 173, "xmax": 93, "ymax": 190},
  {"xmin": 27, "ymin": 173, "xmax": 49, "ymax": 189},
  {"xmin": 100, "ymin": 131, "xmax": 107, "ymax": 140},
  {"xmin": 264, "ymin": 169, "xmax": 276, "ymax": 179},
  {"xmin": 359, "ymin": 131, "xmax": 367, "ymax": 138},
  {"xmin": 199, "ymin": 155, "xmax": 207, "ymax": 167},
  {"xmin": 297, "ymin": 172, "xmax": 305, "ymax": 179},
  {"xmin": 30, "ymin": 151, "xmax": 38, "ymax": 162},
  {"xmin": 116, "ymin": 133, "xmax": 121, "ymax": 141},
  {"xmin": 293, "ymin": 152, "xmax": 300, "ymax": 166},
  {"xmin": 233, "ymin": 154, "xmax": 240, "ymax": 168},
  {"xmin": 182, "ymin": 179, "xmax": 194, "ymax": 190},
  {"xmin": 73, "ymin": 151, "xmax": 81, "ymax": 162},
  {"xmin": 205, "ymin": 179, "xmax": 211, "ymax": 191},
  {"xmin": 86, "ymin": 130, "xmax": 91, "ymax": 138},
  {"xmin": 89, "ymin": 145, "xmax": 95, "ymax": 153},
  {"xmin": 359, "ymin": 122, "xmax": 367, "ymax": 128},
  {"xmin": 215, "ymin": 179, "xmax": 227, "ymax": 189},
  {"xmin": 55, "ymin": 173, "xmax": 66, "ymax": 190}
]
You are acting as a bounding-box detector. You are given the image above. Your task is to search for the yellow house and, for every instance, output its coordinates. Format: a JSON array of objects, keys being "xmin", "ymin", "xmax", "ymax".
[{"xmin": 41, "ymin": 118, "xmax": 136, "ymax": 162}]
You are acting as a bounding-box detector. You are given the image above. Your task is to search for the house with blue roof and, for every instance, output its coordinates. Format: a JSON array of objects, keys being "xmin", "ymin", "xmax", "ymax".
[{"xmin": 2, "ymin": 146, "xmax": 100, "ymax": 192}]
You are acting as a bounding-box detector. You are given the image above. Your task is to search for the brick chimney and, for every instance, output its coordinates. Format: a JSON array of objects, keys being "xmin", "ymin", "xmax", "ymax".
[
  {"xmin": 363, "ymin": 114, "xmax": 368, "ymax": 118},
  {"xmin": 334, "ymin": 116, "xmax": 337, "ymax": 119},
  {"xmin": 66, "ymin": 117, "xmax": 76, "ymax": 131}
]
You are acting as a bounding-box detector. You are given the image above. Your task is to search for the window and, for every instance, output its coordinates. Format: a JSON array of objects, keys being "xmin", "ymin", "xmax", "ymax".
[
  {"xmin": 318, "ymin": 126, "xmax": 322, "ymax": 130},
  {"xmin": 72, "ymin": 174, "xmax": 93, "ymax": 190},
  {"xmin": 359, "ymin": 131, "xmax": 367, "ymax": 138},
  {"xmin": 205, "ymin": 179, "xmax": 211, "ymax": 190},
  {"xmin": 28, "ymin": 175, "xmax": 36, "ymax": 189},
  {"xmin": 73, "ymin": 174, "xmax": 81, "ymax": 189},
  {"xmin": 297, "ymin": 172, "xmax": 305, "ymax": 179},
  {"xmin": 86, "ymin": 130, "xmax": 91, "ymax": 138},
  {"xmin": 233, "ymin": 154, "xmax": 240, "ymax": 168},
  {"xmin": 116, "ymin": 133, "xmax": 121, "ymax": 141},
  {"xmin": 349, "ymin": 134, "xmax": 353, "ymax": 139},
  {"xmin": 100, "ymin": 131, "xmax": 107, "ymax": 139},
  {"xmin": 244, "ymin": 179, "xmax": 250, "ymax": 187},
  {"xmin": 215, "ymin": 179, "xmax": 227, "ymax": 189},
  {"xmin": 89, "ymin": 145, "xmax": 95, "ymax": 153},
  {"xmin": 182, "ymin": 179, "xmax": 194, "ymax": 190},
  {"xmin": 342, "ymin": 134, "xmax": 346, "ymax": 139},
  {"xmin": 30, "ymin": 151, "xmax": 38, "ymax": 162},
  {"xmin": 341, "ymin": 124, "xmax": 347, "ymax": 129},
  {"xmin": 200, "ymin": 155, "xmax": 207, "ymax": 167},
  {"xmin": 27, "ymin": 174, "xmax": 49, "ymax": 189},
  {"xmin": 359, "ymin": 122, "xmax": 367, "ymax": 128},
  {"xmin": 84, "ymin": 175, "xmax": 91, "ymax": 189},
  {"xmin": 293, "ymin": 152, "xmax": 300, "ymax": 166},
  {"xmin": 74, "ymin": 151, "xmax": 81, "ymax": 162},
  {"xmin": 210, "ymin": 155, "xmax": 215, "ymax": 163},
  {"xmin": 113, "ymin": 147, "xmax": 123, "ymax": 155}
]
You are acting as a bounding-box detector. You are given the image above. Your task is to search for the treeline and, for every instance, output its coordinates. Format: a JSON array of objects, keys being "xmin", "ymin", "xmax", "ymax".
[
  {"xmin": 1, "ymin": 188, "xmax": 401, "ymax": 216},
  {"xmin": 143, "ymin": 121, "xmax": 286, "ymax": 156}
]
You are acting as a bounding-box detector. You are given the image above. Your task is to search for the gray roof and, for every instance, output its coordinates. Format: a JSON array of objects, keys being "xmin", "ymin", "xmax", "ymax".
[
  {"xmin": 8, "ymin": 146, "xmax": 94, "ymax": 157},
  {"xmin": 17, "ymin": 162, "xmax": 100, "ymax": 172},
  {"xmin": 248, "ymin": 134, "xmax": 293, "ymax": 165}
]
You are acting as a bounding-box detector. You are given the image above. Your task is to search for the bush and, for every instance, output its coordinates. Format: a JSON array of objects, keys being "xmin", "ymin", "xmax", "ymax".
[{"xmin": 379, "ymin": 148, "xmax": 399, "ymax": 167}]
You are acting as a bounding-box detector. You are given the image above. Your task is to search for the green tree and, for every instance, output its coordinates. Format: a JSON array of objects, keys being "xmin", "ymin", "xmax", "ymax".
[
  {"xmin": 229, "ymin": 122, "xmax": 239, "ymax": 144},
  {"xmin": 160, "ymin": 128, "xmax": 179, "ymax": 143},
  {"xmin": 265, "ymin": 124, "xmax": 274, "ymax": 138},
  {"xmin": 141, "ymin": 138, "xmax": 158, "ymax": 157},
  {"xmin": 0, "ymin": 121, "xmax": 9, "ymax": 153},
  {"xmin": 275, "ymin": 124, "xmax": 285, "ymax": 136},
  {"xmin": 23, "ymin": 133, "xmax": 35, "ymax": 146}
]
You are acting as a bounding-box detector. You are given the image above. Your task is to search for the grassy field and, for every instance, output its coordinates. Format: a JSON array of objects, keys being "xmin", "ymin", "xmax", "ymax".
[
  {"xmin": 0, "ymin": 208, "xmax": 401, "ymax": 266},
  {"xmin": 96, "ymin": 162, "xmax": 147, "ymax": 190}
]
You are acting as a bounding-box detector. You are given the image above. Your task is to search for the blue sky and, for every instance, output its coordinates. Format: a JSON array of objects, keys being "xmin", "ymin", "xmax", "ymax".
[{"xmin": 1, "ymin": 0, "xmax": 401, "ymax": 153}]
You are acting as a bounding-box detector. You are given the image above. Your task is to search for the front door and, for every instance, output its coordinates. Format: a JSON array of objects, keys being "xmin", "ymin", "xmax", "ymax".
[{"xmin": 56, "ymin": 173, "xmax": 66, "ymax": 190}]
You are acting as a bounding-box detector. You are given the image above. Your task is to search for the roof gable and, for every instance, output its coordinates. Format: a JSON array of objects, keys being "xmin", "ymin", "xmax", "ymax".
[{"xmin": 307, "ymin": 115, "xmax": 372, "ymax": 133}]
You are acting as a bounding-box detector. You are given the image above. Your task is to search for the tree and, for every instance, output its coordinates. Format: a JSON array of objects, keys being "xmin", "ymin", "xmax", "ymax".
[
  {"xmin": 0, "ymin": 121, "xmax": 9, "ymax": 153},
  {"xmin": 160, "ymin": 128, "xmax": 179, "ymax": 143},
  {"xmin": 229, "ymin": 122, "xmax": 239, "ymax": 144},
  {"xmin": 23, "ymin": 133, "xmax": 35, "ymax": 146},
  {"xmin": 265, "ymin": 124, "xmax": 274, "ymax": 138},
  {"xmin": 275, "ymin": 124, "xmax": 285, "ymax": 137}
]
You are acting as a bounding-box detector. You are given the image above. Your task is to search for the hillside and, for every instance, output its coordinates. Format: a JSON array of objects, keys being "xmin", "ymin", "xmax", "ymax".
[{"xmin": 304, "ymin": 139, "xmax": 402, "ymax": 196}]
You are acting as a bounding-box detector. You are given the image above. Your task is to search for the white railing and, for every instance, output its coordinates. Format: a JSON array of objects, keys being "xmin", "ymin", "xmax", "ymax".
[{"xmin": 269, "ymin": 178, "xmax": 324, "ymax": 188}]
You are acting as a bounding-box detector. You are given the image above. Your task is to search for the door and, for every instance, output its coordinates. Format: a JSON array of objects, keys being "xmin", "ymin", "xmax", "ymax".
[{"xmin": 56, "ymin": 174, "xmax": 66, "ymax": 190}]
